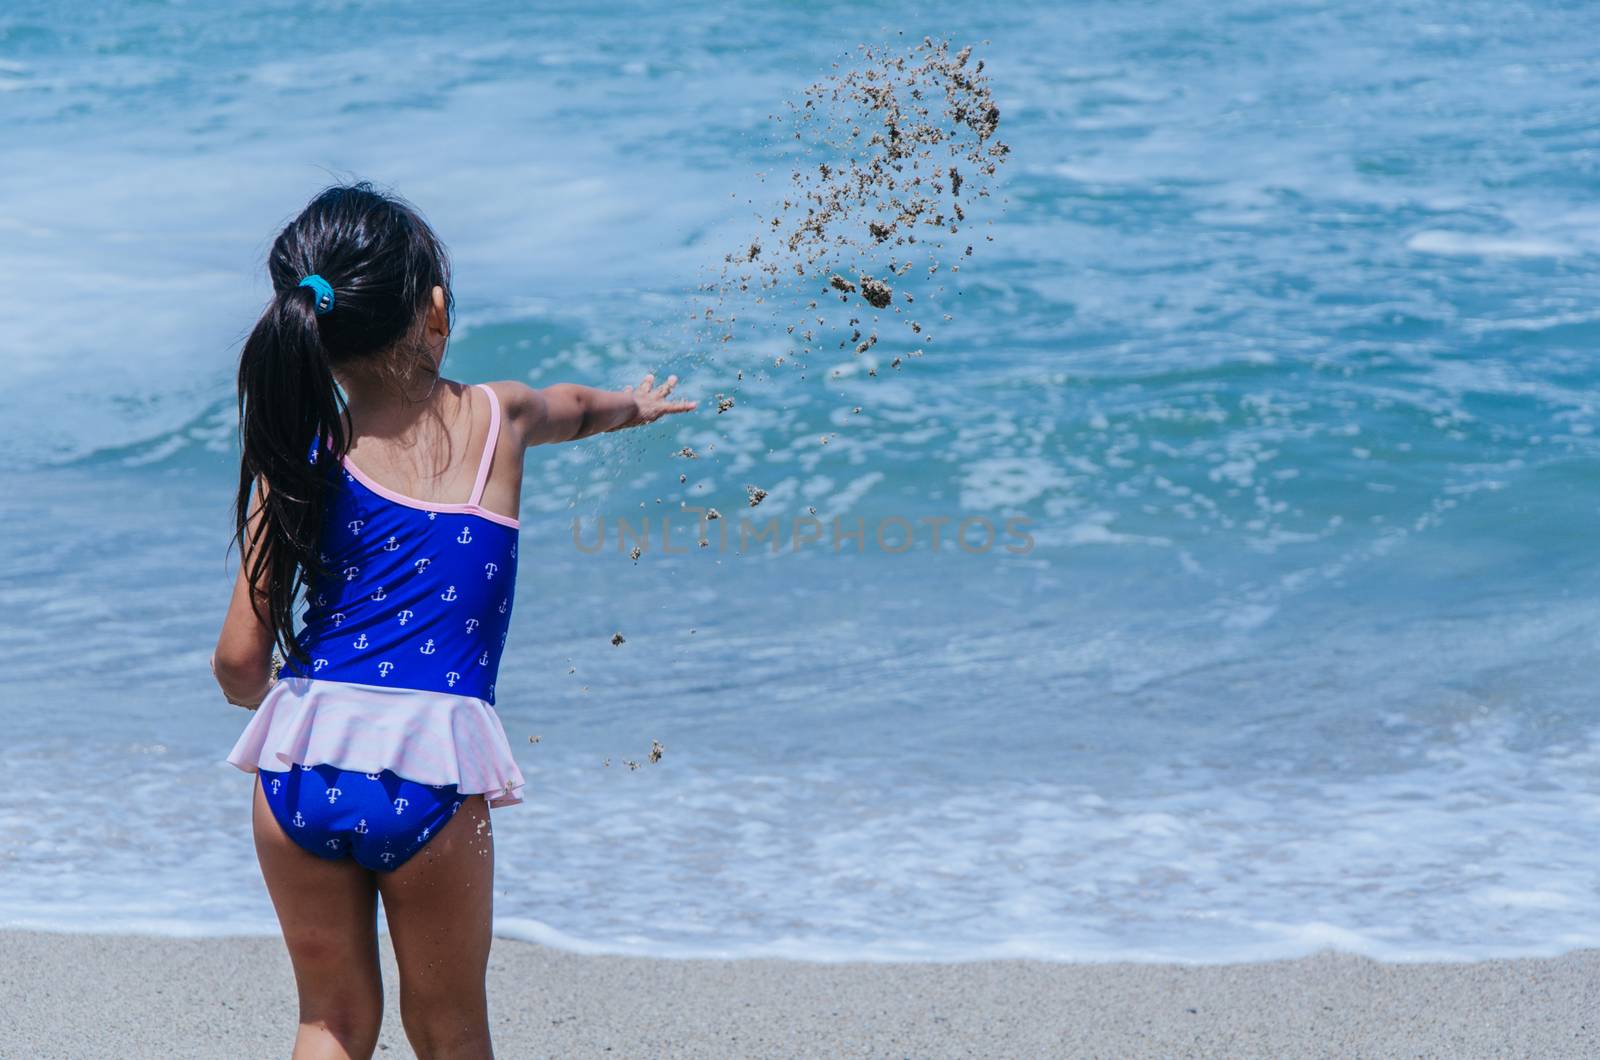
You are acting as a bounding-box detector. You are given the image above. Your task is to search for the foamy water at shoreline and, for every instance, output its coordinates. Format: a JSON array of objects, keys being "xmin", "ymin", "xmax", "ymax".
[{"xmin": 3, "ymin": 1, "xmax": 1600, "ymax": 963}]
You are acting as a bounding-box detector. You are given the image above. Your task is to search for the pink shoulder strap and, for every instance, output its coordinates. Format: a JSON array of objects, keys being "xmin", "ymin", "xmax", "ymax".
[{"xmin": 467, "ymin": 383, "xmax": 501, "ymax": 507}]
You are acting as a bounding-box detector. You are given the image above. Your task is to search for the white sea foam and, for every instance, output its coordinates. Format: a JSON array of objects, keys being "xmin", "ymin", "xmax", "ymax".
[
  {"xmin": 1405, "ymin": 230, "xmax": 1576, "ymax": 259},
  {"xmin": 12, "ymin": 697, "xmax": 1600, "ymax": 965},
  {"xmin": 959, "ymin": 456, "xmax": 1074, "ymax": 510}
]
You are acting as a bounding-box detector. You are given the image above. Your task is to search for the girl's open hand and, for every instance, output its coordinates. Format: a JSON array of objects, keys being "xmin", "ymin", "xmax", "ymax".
[{"xmin": 615, "ymin": 374, "xmax": 697, "ymax": 429}]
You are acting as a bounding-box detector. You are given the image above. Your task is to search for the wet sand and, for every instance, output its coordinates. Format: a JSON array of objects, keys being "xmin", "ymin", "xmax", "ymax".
[{"xmin": 3, "ymin": 930, "xmax": 1596, "ymax": 1058}]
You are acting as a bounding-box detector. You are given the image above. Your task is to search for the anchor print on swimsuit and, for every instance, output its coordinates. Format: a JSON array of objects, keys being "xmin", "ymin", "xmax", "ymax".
[
  {"xmin": 278, "ymin": 385, "xmax": 519, "ymax": 704},
  {"xmin": 260, "ymin": 764, "xmax": 467, "ymax": 872}
]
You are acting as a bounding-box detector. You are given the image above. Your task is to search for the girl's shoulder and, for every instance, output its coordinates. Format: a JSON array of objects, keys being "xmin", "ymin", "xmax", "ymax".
[{"xmin": 477, "ymin": 379, "xmax": 542, "ymax": 448}]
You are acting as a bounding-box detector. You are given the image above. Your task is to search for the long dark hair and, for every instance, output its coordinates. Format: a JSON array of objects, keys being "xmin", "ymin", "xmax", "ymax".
[{"xmin": 234, "ymin": 182, "xmax": 453, "ymax": 664}]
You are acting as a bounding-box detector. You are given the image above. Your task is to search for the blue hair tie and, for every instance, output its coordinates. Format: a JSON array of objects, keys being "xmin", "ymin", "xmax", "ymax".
[{"xmin": 297, "ymin": 274, "xmax": 335, "ymax": 315}]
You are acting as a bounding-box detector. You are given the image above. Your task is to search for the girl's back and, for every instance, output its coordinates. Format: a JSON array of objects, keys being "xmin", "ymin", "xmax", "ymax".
[{"xmin": 292, "ymin": 383, "xmax": 519, "ymax": 704}]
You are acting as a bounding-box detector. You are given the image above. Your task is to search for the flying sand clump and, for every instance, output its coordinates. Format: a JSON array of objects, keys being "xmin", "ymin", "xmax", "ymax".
[{"xmin": 858, "ymin": 276, "xmax": 893, "ymax": 309}]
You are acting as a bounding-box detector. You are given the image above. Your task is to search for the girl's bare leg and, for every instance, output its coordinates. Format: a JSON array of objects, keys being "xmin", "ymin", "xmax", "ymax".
[
  {"xmin": 253, "ymin": 777, "xmax": 384, "ymax": 1060},
  {"xmin": 376, "ymin": 794, "xmax": 496, "ymax": 1060}
]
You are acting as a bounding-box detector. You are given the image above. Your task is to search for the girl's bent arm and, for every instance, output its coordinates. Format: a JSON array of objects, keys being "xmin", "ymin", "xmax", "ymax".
[
  {"xmin": 213, "ymin": 477, "xmax": 277, "ymax": 708},
  {"xmin": 501, "ymin": 374, "xmax": 696, "ymax": 448}
]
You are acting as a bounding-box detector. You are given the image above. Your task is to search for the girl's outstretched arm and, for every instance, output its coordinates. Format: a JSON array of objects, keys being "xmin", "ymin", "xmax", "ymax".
[
  {"xmin": 501, "ymin": 374, "xmax": 697, "ymax": 448},
  {"xmin": 213, "ymin": 476, "xmax": 277, "ymax": 709}
]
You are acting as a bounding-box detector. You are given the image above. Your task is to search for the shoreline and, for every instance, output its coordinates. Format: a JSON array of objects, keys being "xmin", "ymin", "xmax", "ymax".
[{"xmin": 4, "ymin": 930, "xmax": 1596, "ymax": 1058}]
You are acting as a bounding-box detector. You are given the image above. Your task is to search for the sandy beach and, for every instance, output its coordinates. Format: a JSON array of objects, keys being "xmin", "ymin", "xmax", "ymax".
[{"xmin": 2, "ymin": 930, "xmax": 1595, "ymax": 1058}]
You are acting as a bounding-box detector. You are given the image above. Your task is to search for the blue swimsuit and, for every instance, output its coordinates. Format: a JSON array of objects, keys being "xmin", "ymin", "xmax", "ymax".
[{"xmin": 232, "ymin": 383, "xmax": 523, "ymax": 872}]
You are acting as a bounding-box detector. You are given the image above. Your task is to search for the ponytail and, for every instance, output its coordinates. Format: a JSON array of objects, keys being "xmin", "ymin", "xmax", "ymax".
[
  {"xmin": 232, "ymin": 182, "xmax": 453, "ymax": 664},
  {"xmin": 234, "ymin": 287, "xmax": 347, "ymax": 664}
]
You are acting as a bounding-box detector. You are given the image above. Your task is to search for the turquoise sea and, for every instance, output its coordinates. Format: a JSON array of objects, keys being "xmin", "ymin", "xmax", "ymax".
[{"xmin": 3, "ymin": 1, "xmax": 1600, "ymax": 961}]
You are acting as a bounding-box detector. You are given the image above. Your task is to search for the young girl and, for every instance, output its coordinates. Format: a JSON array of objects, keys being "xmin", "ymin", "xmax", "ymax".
[{"xmin": 213, "ymin": 182, "xmax": 695, "ymax": 1060}]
